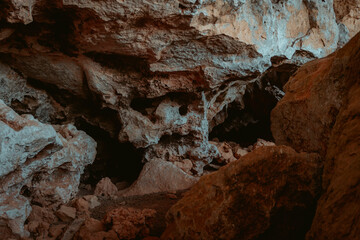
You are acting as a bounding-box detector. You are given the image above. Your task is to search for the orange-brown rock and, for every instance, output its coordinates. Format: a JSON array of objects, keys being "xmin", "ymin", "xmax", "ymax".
[
  {"xmin": 272, "ymin": 32, "xmax": 360, "ymax": 239},
  {"xmin": 162, "ymin": 146, "xmax": 322, "ymax": 240},
  {"xmin": 75, "ymin": 207, "xmax": 156, "ymax": 240}
]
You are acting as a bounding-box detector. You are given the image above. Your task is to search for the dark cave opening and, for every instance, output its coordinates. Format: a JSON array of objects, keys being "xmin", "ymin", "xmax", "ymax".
[
  {"xmin": 210, "ymin": 61, "xmax": 299, "ymax": 147},
  {"xmin": 209, "ymin": 83, "xmax": 277, "ymax": 147},
  {"xmin": 23, "ymin": 77, "xmax": 145, "ymax": 187},
  {"xmin": 75, "ymin": 117, "xmax": 144, "ymax": 186}
]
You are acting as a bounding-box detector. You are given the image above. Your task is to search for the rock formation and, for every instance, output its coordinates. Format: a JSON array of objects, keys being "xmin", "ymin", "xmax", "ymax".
[
  {"xmin": 272, "ymin": 31, "xmax": 360, "ymax": 240},
  {"xmin": 0, "ymin": 100, "xmax": 96, "ymax": 237},
  {"xmin": 162, "ymin": 146, "xmax": 322, "ymax": 240},
  {"xmin": 162, "ymin": 31, "xmax": 360, "ymax": 240},
  {"xmin": 0, "ymin": 0, "xmax": 359, "ymax": 238},
  {"xmin": 1, "ymin": 0, "xmax": 358, "ymax": 180}
]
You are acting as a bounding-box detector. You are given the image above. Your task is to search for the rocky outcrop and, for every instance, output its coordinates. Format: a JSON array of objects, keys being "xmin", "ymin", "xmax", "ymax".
[
  {"xmin": 121, "ymin": 160, "xmax": 198, "ymax": 197},
  {"xmin": 0, "ymin": 1, "xmax": 359, "ymax": 183},
  {"xmin": 0, "ymin": 100, "xmax": 96, "ymax": 237},
  {"xmin": 162, "ymin": 146, "xmax": 322, "ymax": 240},
  {"xmin": 0, "ymin": 1, "xmax": 359, "ymax": 237},
  {"xmin": 272, "ymin": 32, "xmax": 360, "ymax": 239}
]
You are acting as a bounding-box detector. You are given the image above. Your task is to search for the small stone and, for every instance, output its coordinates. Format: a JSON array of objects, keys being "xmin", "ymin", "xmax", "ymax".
[
  {"xmin": 49, "ymin": 224, "xmax": 66, "ymax": 238},
  {"xmin": 73, "ymin": 198, "xmax": 90, "ymax": 218},
  {"xmin": 56, "ymin": 205, "xmax": 76, "ymax": 222},
  {"xmin": 83, "ymin": 195, "xmax": 101, "ymax": 209},
  {"xmin": 94, "ymin": 177, "xmax": 118, "ymax": 197},
  {"xmin": 253, "ymin": 139, "xmax": 276, "ymax": 149},
  {"xmin": 61, "ymin": 218, "xmax": 85, "ymax": 240},
  {"xmin": 233, "ymin": 146, "xmax": 249, "ymax": 158}
]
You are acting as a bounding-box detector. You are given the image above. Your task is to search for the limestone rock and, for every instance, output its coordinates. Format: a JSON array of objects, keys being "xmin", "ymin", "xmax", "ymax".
[
  {"xmin": 162, "ymin": 146, "xmax": 322, "ymax": 240},
  {"xmin": 334, "ymin": 0, "xmax": 360, "ymax": 41},
  {"xmin": 0, "ymin": 62, "xmax": 59, "ymax": 123},
  {"xmin": 210, "ymin": 141, "xmax": 237, "ymax": 164},
  {"xmin": 83, "ymin": 195, "xmax": 100, "ymax": 209},
  {"xmin": 122, "ymin": 160, "xmax": 198, "ymax": 196},
  {"xmin": 56, "ymin": 205, "xmax": 76, "ymax": 222},
  {"xmin": 0, "ymin": 0, "xmax": 36, "ymax": 24},
  {"xmin": 94, "ymin": 177, "xmax": 118, "ymax": 197},
  {"xmin": 0, "ymin": 100, "xmax": 96, "ymax": 237},
  {"xmin": 0, "ymin": 0, "xmax": 357, "ymax": 177},
  {"xmin": 253, "ymin": 138, "xmax": 276, "ymax": 149}
]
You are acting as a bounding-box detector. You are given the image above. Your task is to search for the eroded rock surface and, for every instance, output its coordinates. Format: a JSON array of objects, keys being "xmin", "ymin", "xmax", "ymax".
[
  {"xmin": 0, "ymin": 1, "xmax": 359, "ymax": 183},
  {"xmin": 0, "ymin": 0, "xmax": 359, "ymax": 237},
  {"xmin": 0, "ymin": 100, "xmax": 96, "ymax": 237},
  {"xmin": 162, "ymin": 146, "xmax": 322, "ymax": 240},
  {"xmin": 272, "ymin": 32, "xmax": 360, "ymax": 240}
]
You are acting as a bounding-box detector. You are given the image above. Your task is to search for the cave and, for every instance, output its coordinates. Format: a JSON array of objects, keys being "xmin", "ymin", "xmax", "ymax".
[{"xmin": 0, "ymin": 0, "xmax": 359, "ymax": 239}]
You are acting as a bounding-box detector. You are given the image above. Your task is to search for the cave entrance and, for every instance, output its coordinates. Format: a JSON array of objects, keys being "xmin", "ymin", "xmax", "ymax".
[{"xmin": 75, "ymin": 117, "xmax": 144, "ymax": 189}]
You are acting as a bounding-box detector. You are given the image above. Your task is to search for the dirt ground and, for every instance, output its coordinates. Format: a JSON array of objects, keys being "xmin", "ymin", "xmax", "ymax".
[{"xmin": 81, "ymin": 190, "xmax": 187, "ymax": 237}]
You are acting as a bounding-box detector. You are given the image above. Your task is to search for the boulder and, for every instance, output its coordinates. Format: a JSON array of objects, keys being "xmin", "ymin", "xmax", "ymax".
[
  {"xmin": 121, "ymin": 160, "xmax": 198, "ymax": 196},
  {"xmin": 272, "ymin": 32, "xmax": 360, "ymax": 240},
  {"xmin": 162, "ymin": 146, "xmax": 322, "ymax": 240}
]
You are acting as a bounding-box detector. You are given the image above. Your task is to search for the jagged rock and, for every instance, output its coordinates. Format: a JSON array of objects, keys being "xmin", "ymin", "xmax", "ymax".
[
  {"xmin": 271, "ymin": 33, "xmax": 358, "ymax": 156},
  {"xmin": 5, "ymin": 54, "xmax": 86, "ymax": 98},
  {"xmin": 75, "ymin": 207, "xmax": 156, "ymax": 240},
  {"xmin": 272, "ymin": 32, "xmax": 360, "ymax": 240},
  {"xmin": 233, "ymin": 145, "xmax": 249, "ymax": 158},
  {"xmin": 210, "ymin": 141, "xmax": 237, "ymax": 164},
  {"xmin": 82, "ymin": 195, "xmax": 100, "ymax": 209},
  {"xmin": 27, "ymin": 205, "xmax": 57, "ymax": 225},
  {"xmin": 56, "ymin": 205, "xmax": 76, "ymax": 222},
  {"xmin": 121, "ymin": 160, "xmax": 198, "ymax": 196},
  {"xmin": 162, "ymin": 146, "xmax": 322, "ymax": 240},
  {"xmin": 334, "ymin": 0, "xmax": 360, "ymax": 40},
  {"xmin": 253, "ymin": 138, "xmax": 276, "ymax": 149},
  {"xmin": 102, "ymin": 207, "xmax": 156, "ymax": 240},
  {"xmin": 74, "ymin": 218, "xmax": 106, "ymax": 240},
  {"xmin": 62, "ymin": 218, "xmax": 85, "ymax": 240},
  {"xmin": 0, "ymin": 61, "xmax": 59, "ymax": 123},
  {"xmin": 49, "ymin": 224, "xmax": 67, "ymax": 239},
  {"xmin": 94, "ymin": 177, "xmax": 118, "ymax": 197},
  {"xmin": 0, "ymin": 0, "xmax": 358, "ymax": 178},
  {"xmin": 0, "ymin": 100, "xmax": 96, "ymax": 237},
  {"xmin": 0, "ymin": 0, "xmax": 36, "ymax": 24}
]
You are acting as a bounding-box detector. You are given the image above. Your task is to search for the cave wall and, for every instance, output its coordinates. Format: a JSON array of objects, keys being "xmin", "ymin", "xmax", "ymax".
[{"xmin": 0, "ymin": 0, "xmax": 359, "ymax": 237}]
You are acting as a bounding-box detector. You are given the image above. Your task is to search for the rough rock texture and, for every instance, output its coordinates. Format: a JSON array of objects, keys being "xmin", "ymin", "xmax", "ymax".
[
  {"xmin": 121, "ymin": 160, "xmax": 198, "ymax": 196},
  {"xmin": 0, "ymin": 100, "xmax": 96, "ymax": 237},
  {"xmin": 0, "ymin": 1, "xmax": 359, "ymax": 237},
  {"xmin": 162, "ymin": 146, "xmax": 322, "ymax": 240},
  {"xmin": 272, "ymin": 32, "xmax": 360, "ymax": 239},
  {"xmin": 0, "ymin": 0, "xmax": 359, "ymax": 183},
  {"xmin": 94, "ymin": 177, "xmax": 118, "ymax": 197},
  {"xmin": 75, "ymin": 207, "xmax": 156, "ymax": 240}
]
